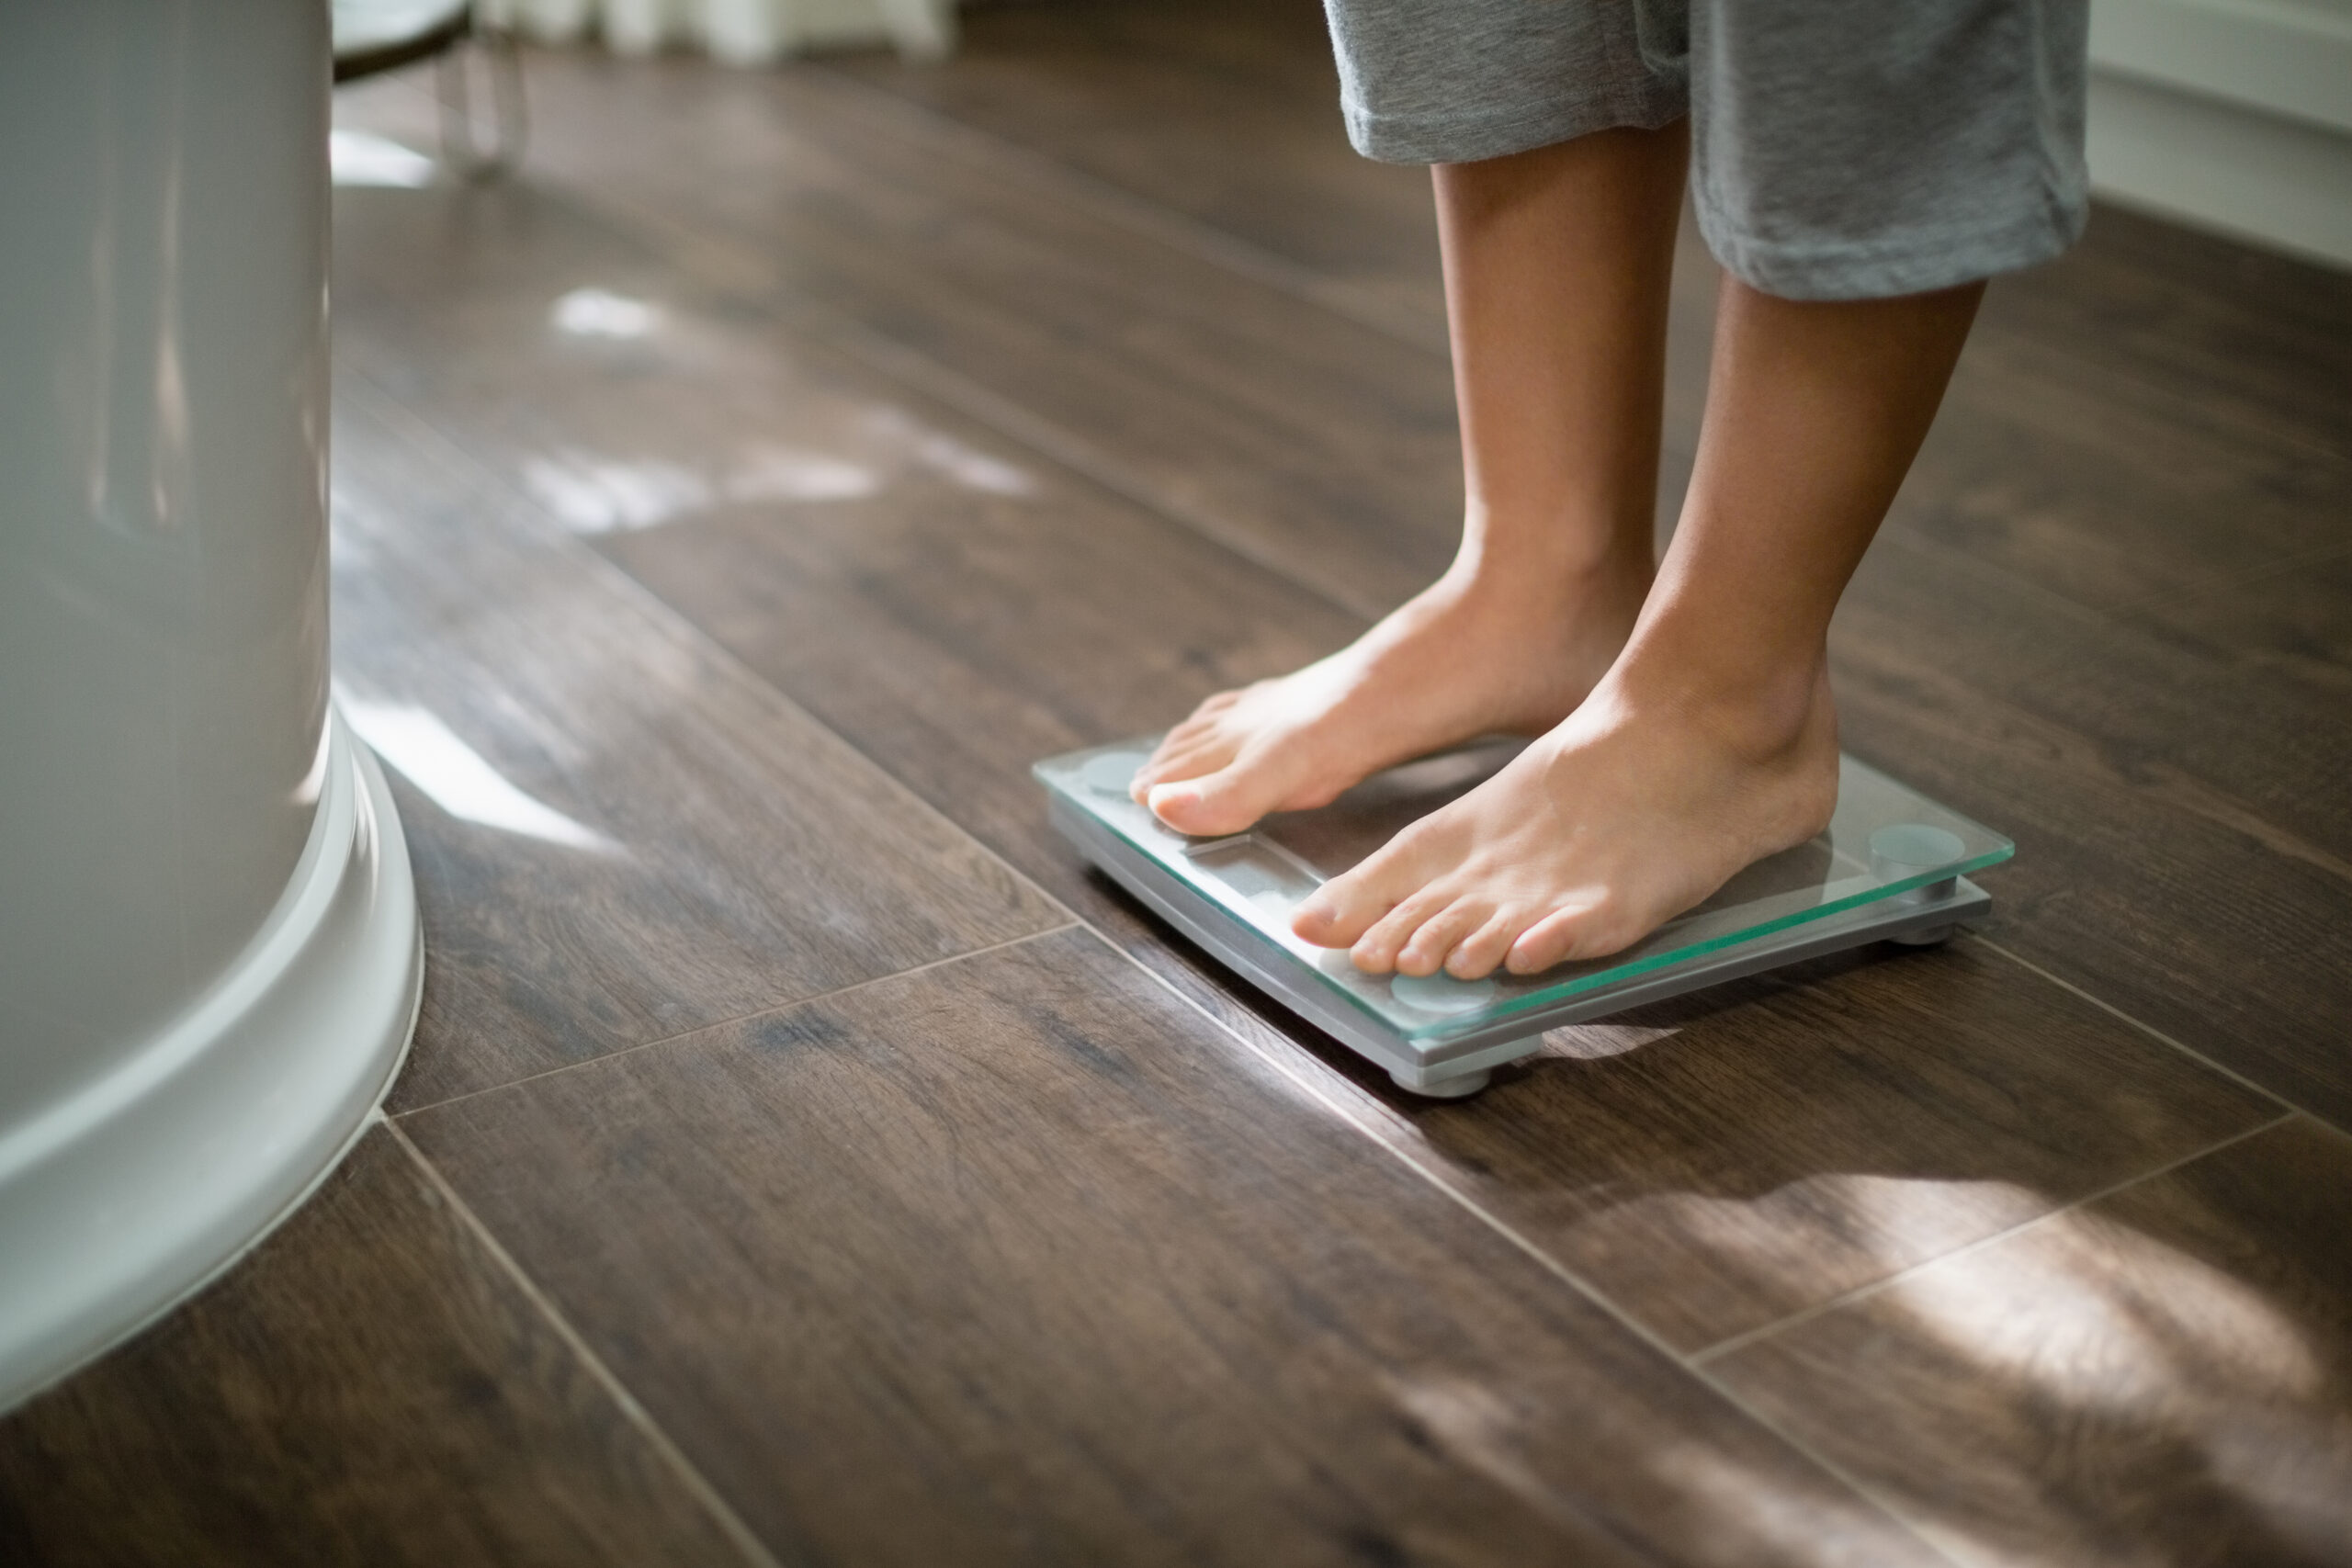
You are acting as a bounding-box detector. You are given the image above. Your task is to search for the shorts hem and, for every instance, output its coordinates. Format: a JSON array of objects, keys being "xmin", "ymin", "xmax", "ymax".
[
  {"xmin": 1341, "ymin": 92, "xmax": 1687, "ymax": 166},
  {"xmin": 1699, "ymin": 200, "xmax": 2089, "ymax": 300}
]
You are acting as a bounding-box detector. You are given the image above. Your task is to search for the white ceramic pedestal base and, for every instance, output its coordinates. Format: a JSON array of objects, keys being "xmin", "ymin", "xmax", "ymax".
[{"xmin": 0, "ymin": 712, "xmax": 422, "ymax": 1413}]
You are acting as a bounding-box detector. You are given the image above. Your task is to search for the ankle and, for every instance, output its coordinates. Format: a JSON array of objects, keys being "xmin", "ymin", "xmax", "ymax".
[
  {"xmin": 1442, "ymin": 525, "xmax": 1654, "ymax": 614},
  {"xmin": 1613, "ymin": 634, "xmax": 1833, "ymax": 765}
]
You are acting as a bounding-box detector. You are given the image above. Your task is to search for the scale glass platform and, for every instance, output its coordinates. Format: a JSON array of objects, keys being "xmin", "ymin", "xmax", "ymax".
[{"xmin": 1037, "ymin": 737, "xmax": 2011, "ymax": 1098}]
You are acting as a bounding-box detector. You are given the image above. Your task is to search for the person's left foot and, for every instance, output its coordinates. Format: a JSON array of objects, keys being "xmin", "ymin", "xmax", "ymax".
[{"xmin": 1291, "ymin": 662, "xmax": 1841, "ymax": 978}]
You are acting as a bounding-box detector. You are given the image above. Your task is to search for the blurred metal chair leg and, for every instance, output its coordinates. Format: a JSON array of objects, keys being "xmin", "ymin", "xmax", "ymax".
[{"xmin": 333, "ymin": 0, "xmax": 528, "ymax": 179}]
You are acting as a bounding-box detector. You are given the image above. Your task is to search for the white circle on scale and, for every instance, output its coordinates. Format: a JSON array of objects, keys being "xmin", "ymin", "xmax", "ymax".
[
  {"xmin": 1389, "ymin": 972, "xmax": 1499, "ymax": 1015},
  {"xmin": 1250, "ymin": 889, "xmax": 1295, "ymax": 921},
  {"xmin": 1867, "ymin": 823, "xmax": 1967, "ymax": 870},
  {"xmin": 1080, "ymin": 751, "xmax": 1148, "ymax": 797}
]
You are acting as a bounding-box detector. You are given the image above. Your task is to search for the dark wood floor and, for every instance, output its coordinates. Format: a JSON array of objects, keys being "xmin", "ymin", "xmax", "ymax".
[{"xmin": 6, "ymin": 3, "xmax": 2351, "ymax": 1562}]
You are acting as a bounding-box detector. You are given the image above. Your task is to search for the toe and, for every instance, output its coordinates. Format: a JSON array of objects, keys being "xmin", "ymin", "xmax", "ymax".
[
  {"xmin": 1396, "ymin": 898, "xmax": 1489, "ymax": 977},
  {"xmin": 1444, "ymin": 908, "xmax": 1525, "ymax": 979},
  {"xmin": 1147, "ymin": 761, "xmax": 1286, "ymax": 837},
  {"xmin": 1295, "ymin": 821, "xmax": 1458, "ymax": 952},
  {"xmin": 1505, "ymin": 900, "xmax": 1612, "ymax": 975},
  {"xmin": 1154, "ymin": 714, "xmax": 1225, "ymax": 756},
  {"xmin": 1164, "ymin": 690, "xmax": 1241, "ymax": 738},
  {"xmin": 1131, "ymin": 735, "xmax": 1234, "ymax": 801},
  {"xmin": 1350, "ymin": 888, "xmax": 1454, "ymax": 974},
  {"xmin": 1292, "ymin": 868, "xmax": 1394, "ymax": 951},
  {"xmin": 1288, "ymin": 890, "xmax": 1351, "ymax": 948}
]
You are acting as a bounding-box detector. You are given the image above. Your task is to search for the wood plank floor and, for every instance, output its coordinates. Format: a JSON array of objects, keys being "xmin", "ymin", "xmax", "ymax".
[
  {"xmin": 5, "ymin": 3, "xmax": 2349, "ymax": 1562},
  {"xmin": 332, "ymin": 382, "xmax": 1062, "ymax": 1111},
  {"xmin": 0, "ymin": 1130, "xmax": 755, "ymax": 1566}
]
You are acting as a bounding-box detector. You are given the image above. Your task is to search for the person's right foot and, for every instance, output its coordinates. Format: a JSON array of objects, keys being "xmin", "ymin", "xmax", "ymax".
[
  {"xmin": 1290, "ymin": 659, "xmax": 1842, "ymax": 978},
  {"xmin": 1131, "ymin": 554, "xmax": 1649, "ymax": 839}
]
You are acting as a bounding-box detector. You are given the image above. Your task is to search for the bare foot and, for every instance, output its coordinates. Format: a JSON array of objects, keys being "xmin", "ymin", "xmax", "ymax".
[
  {"xmin": 1132, "ymin": 558, "xmax": 1648, "ymax": 838},
  {"xmin": 1290, "ymin": 663, "xmax": 1841, "ymax": 978}
]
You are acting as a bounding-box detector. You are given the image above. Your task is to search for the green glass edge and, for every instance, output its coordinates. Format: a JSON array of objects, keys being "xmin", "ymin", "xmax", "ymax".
[
  {"xmin": 1035, "ymin": 756, "xmax": 2014, "ymax": 1045},
  {"xmin": 1395, "ymin": 842, "xmax": 2014, "ymax": 1041}
]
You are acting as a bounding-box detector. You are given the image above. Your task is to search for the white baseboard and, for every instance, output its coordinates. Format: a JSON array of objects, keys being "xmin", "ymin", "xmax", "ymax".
[{"xmin": 2087, "ymin": 67, "xmax": 2352, "ymax": 270}]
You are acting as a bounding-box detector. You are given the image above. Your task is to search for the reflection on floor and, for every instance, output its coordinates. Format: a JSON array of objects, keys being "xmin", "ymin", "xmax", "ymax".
[{"xmin": 5, "ymin": 3, "xmax": 2350, "ymax": 1562}]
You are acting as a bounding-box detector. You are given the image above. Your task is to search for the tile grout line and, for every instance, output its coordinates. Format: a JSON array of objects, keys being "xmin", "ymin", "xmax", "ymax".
[
  {"xmin": 382, "ymin": 148, "xmax": 2352, "ymax": 972},
  {"xmin": 513, "ymin": 62, "xmax": 2352, "ymax": 816},
  {"xmin": 337, "ymin": 165, "xmax": 2319, "ymax": 1145},
  {"xmin": 810, "ymin": 62, "xmax": 2352, "ymax": 672},
  {"xmin": 1964, "ymin": 933, "xmax": 2348, "ymax": 1140},
  {"xmin": 340, "ymin": 67, "xmax": 2322, "ymax": 1553},
  {"xmin": 545, "ymin": 130, "xmax": 2352, "ymax": 912},
  {"xmin": 815, "ymin": 57, "xmax": 2352, "ymax": 618},
  {"xmin": 337, "ymin": 368, "xmax": 1124, "ymax": 1145},
  {"xmin": 388, "ymin": 922, "xmax": 1080, "ymax": 1121},
  {"xmin": 359, "ymin": 341, "xmax": 1892, "ymax": 1562},
  {"xmin": 786, "ymin": 310, "xmax": 1391, "ymax": 624},
  {"xmin": 339, "ymin": 367, "xmax": 1088, "ymax": 917},
  {"xmin": 345, "ymin": 267, "xmax": 2045, "ymax": 1555},
  {"xmin": 339, "ymin": 50, "xmax": 2341, "ymax": 1545},
  {"xmin": 368, "ymin": 76, "xmax": 1393, "ymax": 627},
  {"xmin": 2097, "ymin": 536, "xmax": 2352, "ymax": 621},
  {"xmin": 357, "ymin": 57, "xmax": 2352, "ymax": 668},
  {"xmin": 1068, "ymin": 925, "xmax": 1973, "ymax": 1568},
  {"xmin": 825, "ymin": 59, "xmax": 2352, "ymax": 484},
  {"xmin": 379, "ymin": 1118, "xmax": 788, "ymax": 1568},
  {"xmin": 1883, "ymin": 523, "xmax": 2352, "ymax": 710},
  {"xmin": 1688, "ymin": 1107, "xmax": 2299, "ymax": 1368},
  {"xmin": 1966, "ymin": 310, "xmax": 2352, "ymax": 475},
  {"xmin": 339, "ymin": 367, "xmax": 1144, "ymax": 1118}
]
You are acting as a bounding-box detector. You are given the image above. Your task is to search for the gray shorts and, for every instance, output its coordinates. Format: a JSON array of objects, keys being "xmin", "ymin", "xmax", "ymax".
[{"xmin": 1322, "ymin": 0, "xmax": 2089, "ymax": 299}]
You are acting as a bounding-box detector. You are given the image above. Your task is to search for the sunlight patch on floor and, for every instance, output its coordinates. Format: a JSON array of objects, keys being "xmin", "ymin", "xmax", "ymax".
[
  {"xmin": 1881, "ymin": 1205, "xmax": 2352, "ymax": 1563},
  {"xmin": 329, "ymin": 129, "xmax": 435, "ymax": 188},
  {"xmin": 341, "ymin": 695, "xmax": 619, "ymax": 854}
]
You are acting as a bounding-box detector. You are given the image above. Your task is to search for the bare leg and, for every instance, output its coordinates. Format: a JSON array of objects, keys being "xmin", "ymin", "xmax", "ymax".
[
  {"xmin": 1295, "ymin": 276, "xmax": 1985, "ymax": 978},
  {"xmin": 1131, "ymin": 125, "xmax": 1687, "ymax": 837}
]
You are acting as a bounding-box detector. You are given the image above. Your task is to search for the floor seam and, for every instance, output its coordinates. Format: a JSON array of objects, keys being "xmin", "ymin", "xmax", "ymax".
[
  {"xmin": 390, "ymin": 922, "xmax": 1079, "ymax": 1120},
  {"xmin": 811, "ymin": 62, "xmax": 2352, "ymax": 625},
  {"xmin": 354, "ymin": 57, "xmax": 2352, "ymax": 703},
  {"xmin": 805, "ymin": 57, "xmax": 2352, "ymax": 701},
  {"xmin": 521, "ymin": 70, "xmax": 2352, "ymax": 701},
  {"xmin": 380, "ymin": 1119, "xmax": 787, "ymax": 1568},
  {"xmin": 786, "ymin": 309, "xmax": 1391, "ymax": 624},
  {"xmin": 817, "ymin": 70, "xmax": 2352, "ymax": 489},
  {"xmin": 1964, "ymin": 934, "xmax": 2347, "ymax": 1140},
  {"xmin": 1966, "ymin": 312, "xmax": 2352, "ymax": 474},
  {"xmin": 1689, "ymin": 1108, "xmax": 2299, "ymax": 1368},
  {"xmin": 408, "ymin": 72, "xmax": 1398, "ymax": 626},
  {"xmin": 806, "ymin": 62, "xmax": 1452, "ymax": 355},
  {"xmin": 329, "ymin": 64, "xmax": 2329, "ymax": 1561},
  {"xmin": 340, "ymin": 154, "xmax": 2342, "ymax": 1156},
  {"xmin": 2098, "ymin": 536, "xmax": 2352, "ymax": 621},
  {"xmin": 341, "ymin": 367, "xmax": 1081, "ymax": 922},
  {"xmin": 1069, "ymin": 924, "xmax": 1972, "ymax": 1568},
  {"xmin": 1887, "ymin": 522, "xmax": 2347, "ymax": 687}
]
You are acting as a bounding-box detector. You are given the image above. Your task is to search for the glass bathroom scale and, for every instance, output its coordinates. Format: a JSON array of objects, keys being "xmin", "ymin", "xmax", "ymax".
[{"xmin": 1037, "ymin": 737, "xmax": 2011, "ymax": 1098}]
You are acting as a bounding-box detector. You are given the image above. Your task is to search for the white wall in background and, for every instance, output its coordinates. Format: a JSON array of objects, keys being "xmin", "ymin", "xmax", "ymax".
[
  {"xmin": 2088, "ymin": 0, "xmax": 2352, "ymax": 267},
  {"xmin": 490, "ymin": 0, "xmax": 956, "ymax": 63}
]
